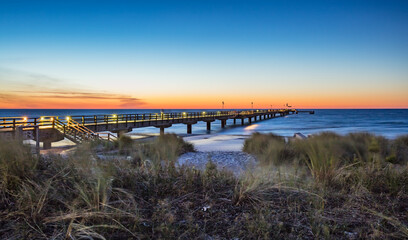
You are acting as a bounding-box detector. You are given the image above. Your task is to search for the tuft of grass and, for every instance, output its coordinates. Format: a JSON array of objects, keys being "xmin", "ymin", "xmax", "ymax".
[
  {"xmin": 390, "ymin": 135, "xmax": 408, "ymax": 164},
  {"xmin": 118, "ymin": 134, "xmax": 133, "ymax": 154},
  {"xmin": 295, "ymin": 135, "xmax": 343, "ymax": 186},
  {"xmin": 140, "ymin": 133, "xmax": 195, "ymax": 170},
  {"xmin": 243, "ymin": 132, "xmax": 296, "ymax": 166},
  {"xmin": 0, "ymin": 138, "xmax": 38, "ymax": 192}
]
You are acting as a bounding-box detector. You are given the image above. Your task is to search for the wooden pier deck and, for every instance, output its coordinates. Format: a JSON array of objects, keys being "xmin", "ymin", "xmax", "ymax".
[{"xmin": 0, "ymin": 109, "xmax": 310, "ymax": 149}]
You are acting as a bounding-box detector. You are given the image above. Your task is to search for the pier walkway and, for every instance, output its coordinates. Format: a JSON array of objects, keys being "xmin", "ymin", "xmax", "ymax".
[{"xmin": 0, "ymin": 109, "xmax": 312, "ymax": 149}]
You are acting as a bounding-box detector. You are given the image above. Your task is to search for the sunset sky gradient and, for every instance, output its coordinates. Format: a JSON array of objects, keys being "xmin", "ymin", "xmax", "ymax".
[{"xmin": 1, "ymin": 0, "xmax": 407, "ymax": 109}]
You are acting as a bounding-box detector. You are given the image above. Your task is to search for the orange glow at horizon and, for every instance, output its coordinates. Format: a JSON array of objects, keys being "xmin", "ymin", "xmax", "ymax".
[{"xmin": 0, "ymin": 90, "xmax": 407, "ymax": 109}]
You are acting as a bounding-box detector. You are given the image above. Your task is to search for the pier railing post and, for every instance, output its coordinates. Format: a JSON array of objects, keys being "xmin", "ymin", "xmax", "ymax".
[{"xmin": 35, "ymin": 126, "xmax": 40, "ymax": 155}]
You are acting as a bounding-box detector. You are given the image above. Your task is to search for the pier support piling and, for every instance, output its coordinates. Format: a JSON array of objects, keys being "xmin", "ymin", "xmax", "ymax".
[
  {"xmin": 221, "ymin": 120, "xmax": 226, "ymax": 128},
  {"xmin": 187, "ymin": 124, "xmax": 192, "ymax": 134},
  {"xmin": 206, "ymin": 122, "xmax": 211, "ymax": 131},
  {"xmin": 241, "ymin": 119, "xmax": 244, "ymax": 125},
  {"xmin": 155, "ymin": 124, "xmax": 172, "ymax": 136}
]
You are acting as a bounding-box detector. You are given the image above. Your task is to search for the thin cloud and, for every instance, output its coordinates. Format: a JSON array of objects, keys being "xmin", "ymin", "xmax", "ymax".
[
  {"xmin": 0, "ymin": 67, "xmax": 64, "ymax": 85},
  {"xmin": 0, "ymin": 93, "xmax": 17, "ymax": 103},
  {"xmin": 29, "ymin": 92, "xmax": 141, "ymax": 101},
  {"xmin": 0, "ymin": 90, "xmax": 145, "ymax": 108},
  {"xmin": 0, "ymin": 67, "xmax": 145, "ymax": 108},
  {"xmin": 120, "ymin": 98, "xmax": 144, "ymax": 108}
]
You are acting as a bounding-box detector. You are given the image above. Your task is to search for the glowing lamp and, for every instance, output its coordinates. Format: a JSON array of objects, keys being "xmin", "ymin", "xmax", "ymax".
[
  {"xmin": 23, "ymin": 117, "xmax": 27, "ymax": 121},
  {"xmin": 66, "ymin": 116, "xmax": 70, "ymax": 121},
  {"xmin": 40, "ymin": 117, "xmax": 44, "ymax": 121}
]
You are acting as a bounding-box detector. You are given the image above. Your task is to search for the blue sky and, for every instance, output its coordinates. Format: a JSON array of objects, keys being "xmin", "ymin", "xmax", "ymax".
[{"xmin": 1, "ymin": 0, "xmax": 407, "ymax": 108}]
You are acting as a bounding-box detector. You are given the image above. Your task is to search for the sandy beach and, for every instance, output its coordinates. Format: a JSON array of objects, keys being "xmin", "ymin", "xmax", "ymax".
[{"xmin": 182, "ymin": 134, "xmax": 248, "ymax": 152}]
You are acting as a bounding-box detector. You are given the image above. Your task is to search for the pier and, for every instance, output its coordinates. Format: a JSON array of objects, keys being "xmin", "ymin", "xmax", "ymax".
[{"xmin": 0, "ymin": 109, "xmax": 308, "ymax": 149}]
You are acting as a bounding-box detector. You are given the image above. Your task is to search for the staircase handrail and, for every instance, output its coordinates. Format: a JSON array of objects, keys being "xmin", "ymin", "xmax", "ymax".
[
  {"xmin": 67, "ymin": 119, "xmax": 97, "ymax": 136},
  {"xmin": 97, "ymin": 132, "xmax": 118, "ymax": 142}
]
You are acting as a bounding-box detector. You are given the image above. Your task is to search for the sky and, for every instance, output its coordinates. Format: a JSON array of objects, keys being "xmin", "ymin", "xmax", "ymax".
[{"xmin": 1, "ymin": 0, "xmax": 407, "ymax": 109}]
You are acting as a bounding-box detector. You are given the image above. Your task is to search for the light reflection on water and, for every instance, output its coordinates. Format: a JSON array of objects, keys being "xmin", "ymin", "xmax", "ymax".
[{"xmin": 244, "ymin": 124, "xmax": 259, "ymax": 131}]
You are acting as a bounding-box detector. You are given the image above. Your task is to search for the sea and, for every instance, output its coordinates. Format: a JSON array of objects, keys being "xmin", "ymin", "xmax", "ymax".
[{"xmin": 1, "ymin": 109, "xmax": 407, "ymax": 139}]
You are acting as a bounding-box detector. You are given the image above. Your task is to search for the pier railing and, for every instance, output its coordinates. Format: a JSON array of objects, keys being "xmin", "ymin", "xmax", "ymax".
[{"xmin": 0, "ymin": 109, "xmax": 294, "ymax": 131}]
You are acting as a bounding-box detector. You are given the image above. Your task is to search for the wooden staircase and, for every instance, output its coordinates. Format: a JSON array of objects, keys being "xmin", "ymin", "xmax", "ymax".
[{"xmin": 54, "ymin": 119, "xmax": 117, "ymax": 143}]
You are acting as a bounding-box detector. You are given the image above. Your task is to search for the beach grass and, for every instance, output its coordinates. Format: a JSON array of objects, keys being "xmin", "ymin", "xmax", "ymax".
[{"xmin": 0, "ymin": 132, "xmax": 407, "ymax": 239}]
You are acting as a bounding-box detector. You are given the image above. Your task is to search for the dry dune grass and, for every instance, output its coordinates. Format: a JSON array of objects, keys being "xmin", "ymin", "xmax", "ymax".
[{"xmin": 0, "ymin": 132, "xmax": 407, "ymax": 239}]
